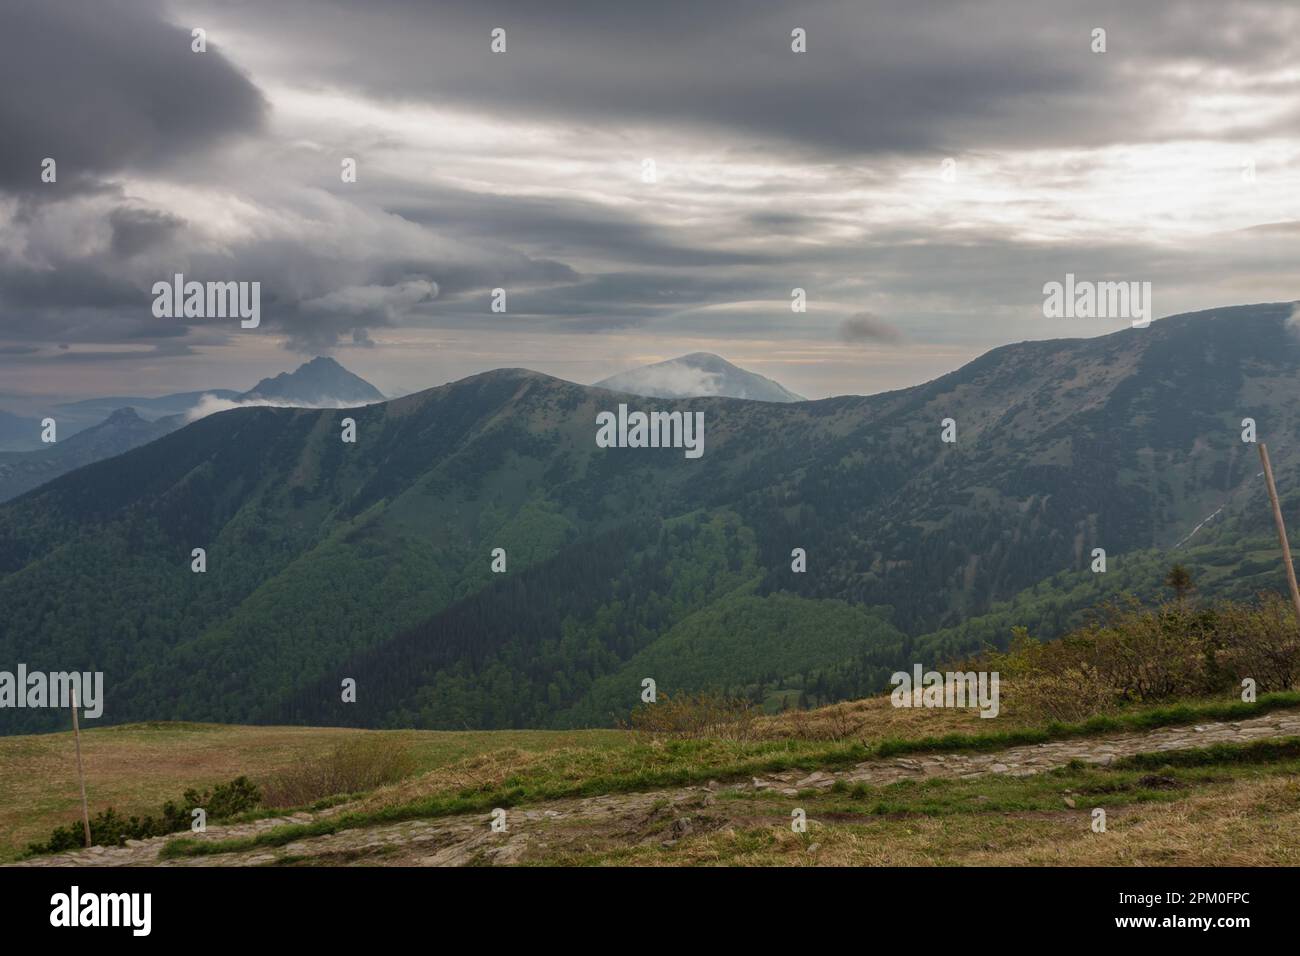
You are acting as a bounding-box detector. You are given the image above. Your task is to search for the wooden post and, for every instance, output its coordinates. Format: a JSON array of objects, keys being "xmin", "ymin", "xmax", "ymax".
[
  {"xmin": 1258, "ymin": 442, "xmax": 1300, "ymax": 626},
  {"xmin": 71, "ymin": 688, "xmax": 92, "ymax": 849}
]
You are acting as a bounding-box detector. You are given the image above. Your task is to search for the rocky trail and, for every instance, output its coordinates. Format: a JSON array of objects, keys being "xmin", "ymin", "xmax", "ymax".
[{"xmin": 12, "ymin": 709, "xmax": 1300, "ymax": 867}]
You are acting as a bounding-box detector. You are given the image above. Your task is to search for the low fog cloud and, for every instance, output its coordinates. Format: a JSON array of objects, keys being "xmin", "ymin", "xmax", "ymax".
[
  {"xmin": 183, "ymin": 393, "xmax": 366, "ymax": 422},
  {"xmin": 609, "ymin": 364, "xmax": 724, "ymax": 397}
]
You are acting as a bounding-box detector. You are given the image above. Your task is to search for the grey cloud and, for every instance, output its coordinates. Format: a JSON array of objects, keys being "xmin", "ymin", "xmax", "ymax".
[
  {"xmin": 0, "ymin": 0, "xmax": 266, "ymax": 194},
  {"xmin": 747, "ymin": 211, "xmax": 833, "ymax": 235},
  {"xmin": 109, "ymin": 206, "xmax": 187, "ymax": 258},
  {"xmin": 0, "ymin": 343, "xmax": 197, "ymax": 365},
  {"xmin": 389, "ymin": 191, "xmax": 774, "ymax": 270},
  {"xmin": 2, "ymin": 0, "xmax": 1298, "ymax": 397},
  {"xmin": 272, "ymin": 258, "xmax": 577, "ymax": 352},
  {"xmin": 839, "ymin": 312, "xmax": 904, "ymax": 345},
  {"xmin": 181, "ymin": 0, "xmax": 1300, "ymax": 155},
  {"xmin": 455, "ymin": 271, "xmax": 780, "ymax": 329}
]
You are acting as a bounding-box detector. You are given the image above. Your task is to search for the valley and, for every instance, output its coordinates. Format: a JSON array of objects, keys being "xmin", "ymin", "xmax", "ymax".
[{"xmin": 2, "ymin": 304, "xmax": 1300, "ymax": 736}]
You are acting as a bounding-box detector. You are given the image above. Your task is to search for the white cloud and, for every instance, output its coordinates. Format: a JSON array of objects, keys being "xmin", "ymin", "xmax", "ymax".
[
  {"xmin": 608, "ymin": 364, "xmax": 725, "ymax": 398},
  {"xmin": 183, "ymin": 393, "xmax": 360, "ymax": 422}
]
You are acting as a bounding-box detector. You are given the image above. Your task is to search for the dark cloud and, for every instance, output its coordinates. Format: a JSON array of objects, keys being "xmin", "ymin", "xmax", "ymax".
[
  {"xmin": 184, "ymin": 0, "xmax": 1300, "ymax": 155},
  {"xmin": 0, "ymin": 0, "xmax": 266, "ymax": 194},
  {"xmin": 0, "ymin": 342, "xmax": 194, "ymax": 369},
  {"xmin": 839, "ymin": 312, "xmax": 904, "ymax": 345},
  {"xmin": 269, "ymin": 249, "xmax": 580, "ymax": 351},
  {"xmin": 0, "ymin": 0, "xmax": 1297, "ymax": 397},
  {"xmin": 109, "ymin": 206, "xmax": 187, "ymax": 258},
  {"xmin": 451, "ymin": 270, "xmax": 782, "ymax": 331},
  {"xmin": 388, "ymin": 190, "xmax": 774, "ymax": 270}
]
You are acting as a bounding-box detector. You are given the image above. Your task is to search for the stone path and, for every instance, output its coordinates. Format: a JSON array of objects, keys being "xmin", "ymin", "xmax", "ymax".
[
  {"xmin": 752, "ymin": 710, "xmax": 1300, "ymax": 794},
  {"xmin": 11, "ymin": 709, "xmax": 1300, "ymax": 867}
]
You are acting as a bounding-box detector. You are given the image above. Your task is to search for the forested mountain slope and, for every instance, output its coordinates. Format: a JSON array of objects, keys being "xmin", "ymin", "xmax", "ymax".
[{"xmin": 3, "ymin": 302, "xmax": 1298, "ymax": 732}]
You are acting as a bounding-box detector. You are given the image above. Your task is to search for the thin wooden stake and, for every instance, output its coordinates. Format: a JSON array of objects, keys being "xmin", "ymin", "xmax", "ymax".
[
  {"xmin": 1258, "ymin": 442, "xmax": 1300, "ymax": 626},
  {"xmin": 71, "ymin": 688, "xmax": 92, "ymax": 849}
]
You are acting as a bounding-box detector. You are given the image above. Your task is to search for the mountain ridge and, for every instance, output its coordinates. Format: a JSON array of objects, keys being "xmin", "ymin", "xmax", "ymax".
[
  {"xmin": 3, "ymin": 302, "xmax": 1300, "ymax": 733},
  {"xmin": 0, "ymin": 357, "xmax": 386, "ymax": 502}
]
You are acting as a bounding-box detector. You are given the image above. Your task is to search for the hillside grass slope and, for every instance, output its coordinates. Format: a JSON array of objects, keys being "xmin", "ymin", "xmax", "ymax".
[{"xmin": 7, "ymin": 689, "xmax": 1300, "ymax": 866}]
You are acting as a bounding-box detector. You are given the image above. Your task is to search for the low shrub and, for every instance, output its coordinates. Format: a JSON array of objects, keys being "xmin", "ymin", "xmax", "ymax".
[
  {"xmin": 626, "ymin": 691, "xmax": 758, "ymax": 740},
  {"xmin": 261, "ymin": 736, "xmax": 417, "ymax": 807},
  {"xmin": 972, "ymin": 590, "xmax": 1300, "ymax": 721},
  {"xmin": 27, "ymin": 776, "xmax": 261, "ymax": 855}
]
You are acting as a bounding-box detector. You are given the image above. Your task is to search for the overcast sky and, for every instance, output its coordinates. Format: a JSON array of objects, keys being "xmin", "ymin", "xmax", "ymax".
[{"xmin": 1, "ymin": 0, "xmax": 1298, "ymax": 406}]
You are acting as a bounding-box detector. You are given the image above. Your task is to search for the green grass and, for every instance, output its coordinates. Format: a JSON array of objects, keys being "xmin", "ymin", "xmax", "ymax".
[{"xmin": 1115, "ymin": 738, "xmax": 1300, "ymax": 769}]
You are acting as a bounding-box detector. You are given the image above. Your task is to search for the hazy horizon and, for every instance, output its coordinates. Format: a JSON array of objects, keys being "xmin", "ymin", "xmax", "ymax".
[{"xmin": 5, "ymin": 298, "xmax": 1300, "ymax": 415}]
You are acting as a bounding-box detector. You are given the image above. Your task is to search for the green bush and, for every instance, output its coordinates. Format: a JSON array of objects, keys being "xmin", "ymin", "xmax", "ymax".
[
  {"xmin": 973, "ymin": 591, "xmax": 1300, "ymax": 721},
  {"xmin": 26, "ymin": 776, "xmax": 262, "ymax": 856}
]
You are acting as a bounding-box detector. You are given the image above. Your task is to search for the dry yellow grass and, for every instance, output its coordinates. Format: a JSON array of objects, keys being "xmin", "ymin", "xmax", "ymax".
[
  {"xmin": 352, "ymin": 747, "xmax": 549, "ymax": 814},
  {"xmin": 0, "ymin": 722, "xmax": 624, "ymax": 860},
  {"xmin": 326, "ymin": 696, "xmax": 1027, "ymax": 815},
  {"xmin": 752, "ymin": 691, "xmax": 1026, "ymax": 742},
  {"xmin": 984, "ymin": 775, "xmax": 1300, "ymax": 867},
  {"xmin": 0, "ymin": 723, "xmax": 364, "ymax": 857},
  {"xmin": 0, "ymin": 692, "xmax": 1015, "ymax": 860},
  {"xmin": 583, "ymin": 775, "xmax": 1300, "ymax": 867}
]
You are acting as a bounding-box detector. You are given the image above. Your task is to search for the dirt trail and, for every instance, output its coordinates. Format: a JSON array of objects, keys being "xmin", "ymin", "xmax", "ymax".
[{"xmin": 11, "ymin": 709, "xmax": 1300, "ymax": 867}]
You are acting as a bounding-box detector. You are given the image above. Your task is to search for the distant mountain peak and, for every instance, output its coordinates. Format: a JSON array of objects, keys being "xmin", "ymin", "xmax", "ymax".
[
  {"xmin": 241, "ymin": 356, "xmax": 385, "ymax": 406},
  {"xmin": 301, "ymin": 356, "xmax": 345, "ymax": 371},
  {"xmin": 102, "ymin": 407, "xmax": 143, "ymax": 424},
  {"xmin": 594, "ymin": 353, "xmax": 804, "ymax": 402}
]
